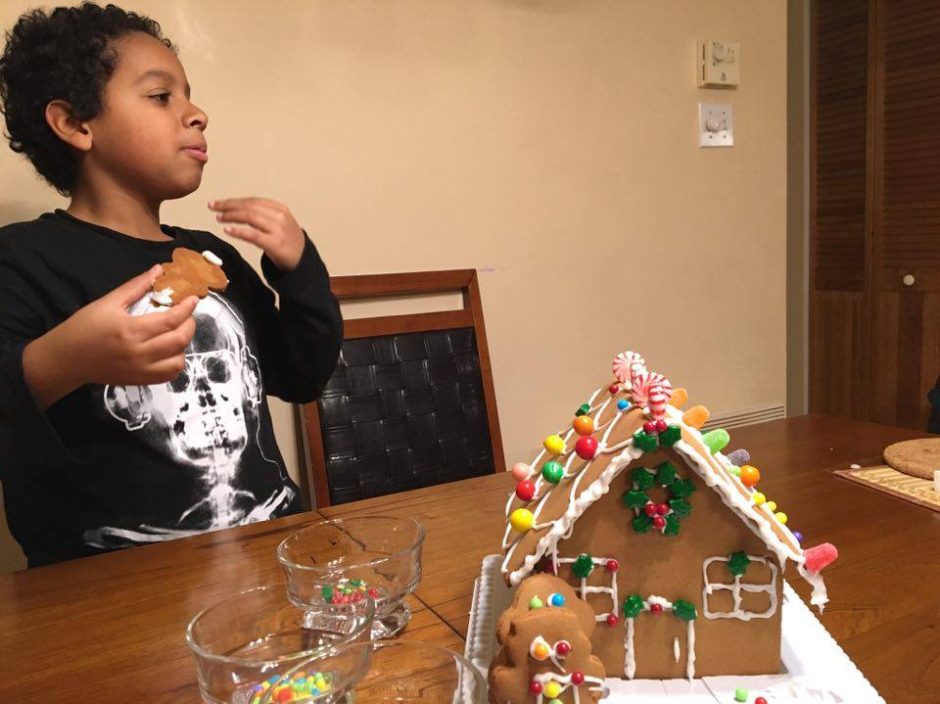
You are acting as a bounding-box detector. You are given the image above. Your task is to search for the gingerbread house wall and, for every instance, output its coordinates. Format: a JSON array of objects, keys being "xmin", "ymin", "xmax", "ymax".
[{"xmin": 553, "ymin": 447, "xmax": 783, "ymax": 679}]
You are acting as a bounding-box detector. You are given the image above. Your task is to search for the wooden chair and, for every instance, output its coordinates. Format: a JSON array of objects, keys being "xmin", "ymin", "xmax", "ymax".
[{"xmin": 299, "ymin": 269, "xmax": 505, "ymax": 508}]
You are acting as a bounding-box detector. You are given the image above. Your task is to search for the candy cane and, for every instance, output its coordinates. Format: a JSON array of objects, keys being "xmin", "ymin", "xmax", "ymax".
[
  {"xmin": 630, "ymin": 371, "xmax": 673, "ymax": 418},
  {"xmin": 612, "ymin": 351, "xmax": 646, "ymax": 385}
]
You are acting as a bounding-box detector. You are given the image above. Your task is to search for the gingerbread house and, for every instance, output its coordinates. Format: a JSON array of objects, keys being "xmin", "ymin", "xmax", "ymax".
[{"xmin": 497, "ymin": 351, "xmax": 838, "ymax": 684}]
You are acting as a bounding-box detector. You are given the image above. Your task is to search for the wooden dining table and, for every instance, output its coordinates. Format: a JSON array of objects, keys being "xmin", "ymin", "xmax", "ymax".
[{"xmin": 1, "ymin": 415, "xmax": 938, "ymax": 703}]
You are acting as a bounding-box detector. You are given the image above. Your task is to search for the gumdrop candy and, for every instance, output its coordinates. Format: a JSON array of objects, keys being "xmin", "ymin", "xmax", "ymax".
[
  {"xmin": 669, "ymin": 387, "xmax": 689, "ymax": 408},
  {"xmin": 726, "ymin": 448, "xmax": 750, "ymax": 466},
  {"xmin": 701, "ymin": 428, "xmax": 730, "ymax": 454},
  {"xmin": 682, "ymin": 405, "xmax": 710, "ymax": 429},
  {"xmin": 803, "ymin": 543, "xmax": 838, "ymax": 573}
]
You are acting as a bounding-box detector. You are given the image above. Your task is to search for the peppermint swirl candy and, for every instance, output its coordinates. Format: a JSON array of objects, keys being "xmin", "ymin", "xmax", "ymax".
[
  {"xmin": 630, "ymin": 371, "xmax": 673, "ymax": 419},
  {"xmin": 612, "ymin": 351, "xmax": 647, "ymax": 385}
]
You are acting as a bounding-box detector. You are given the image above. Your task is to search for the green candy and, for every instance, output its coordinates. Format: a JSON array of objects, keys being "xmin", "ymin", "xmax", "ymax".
[
  {"xmin": 321, "ymin": 585, "xmax": 334, "ymax": 602},
  {"xmin": 663, "ymin": 514, "xmax": 681, "ymax": 536},
  {"xmin": 728, "ymin": 551, "xmax": 751, "ymax": 577},
  {"xmin": 623, "ymin": 489, "xmax": 650, "ymax": 510},
  {"xmin": 729, "ymin": 465, "xmax": 742, "ymax": 476},
  {"xmin": 659, "ymin": 424, "xmax": 682, "ymax": 447},
  {"xmin": 529, "ymin": 596, "xmax": 543, "ymax": 610},
  {"xmin": 575, "ymin": 403, "xmax": 591, "ymax": 417},
  {"xmin": 670, "ymin": 477, "xmax": 696, "ymax": 499},
  {"xmin": 572, "ymin": 553, "xmax": 595, "ymax": 579},
  {"xmin": 623, "ymin": 593, "xmax": 645, "ymax": 618},
  {"xmin": 633, "ymin": 429, "xmax": 659, "ymax": 453},
  {"xmin": 541, "ymin": 461, "xmax": 564, "ymax": 484},
  {"xmin": 655, "ymin": 461, "xmax": 677, "ymax": 486},
  {"xmin": 631, "ymin": 467, "xmax": 655, "ymax": 491},
  {"xmin": 673, "ymin": 599, "xmax": 698, "ymax": 622},
  {"xmin": 668, "ymin": 498, "xmax": 692, "ymax": 518},
  {"xmin": 632, "ymin": 514, "xmax": 653, "ymax": 533},
  {"xmin": 701, "ymin": 428, "xmax": 730, "ymax": 454},
  {"xmin": 734, "ymin": 688, "xmax": 748, "ymax": 702}
]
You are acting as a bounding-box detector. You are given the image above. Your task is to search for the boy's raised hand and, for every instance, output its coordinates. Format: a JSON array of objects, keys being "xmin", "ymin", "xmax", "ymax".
[
  {"xmin": 208, "ymin": 197, "xmax": 305, "ymax": 272},
  {"xmin": 23, "ymin": 265, "xmax": 199, "ymax": 410}
]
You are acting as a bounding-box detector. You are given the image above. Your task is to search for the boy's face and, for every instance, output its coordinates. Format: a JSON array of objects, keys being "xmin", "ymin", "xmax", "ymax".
[{"xmin": 82, "ymin": 32, "xmax": 209, "ymax": 201}]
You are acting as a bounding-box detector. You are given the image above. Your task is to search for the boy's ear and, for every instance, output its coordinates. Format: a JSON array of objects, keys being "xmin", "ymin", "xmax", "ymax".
[{"xmin": 44, "ymin": 100, "xmax": 92, "ymax": 152}]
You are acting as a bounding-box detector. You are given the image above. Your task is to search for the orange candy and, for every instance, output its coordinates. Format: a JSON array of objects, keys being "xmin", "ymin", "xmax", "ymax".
[
  {"xmin": 739, "ymin": 465, "xmax": 761, "ymax": 488},
  {"xmin": 669, "ymin": 387, "xmax": 689, "ymax": 408},
  {"xmin": 573, "ymin": 415, "xmax": 594, "ymax": 436},
  {"xmin": 682, "ymin": 405, "xmax": 710, "ymax": 429}
]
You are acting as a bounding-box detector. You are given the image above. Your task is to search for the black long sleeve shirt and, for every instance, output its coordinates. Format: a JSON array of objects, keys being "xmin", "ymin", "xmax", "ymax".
[{"xmin": 0, "ymin": 209, "xmax": 342, "ymax": 567}]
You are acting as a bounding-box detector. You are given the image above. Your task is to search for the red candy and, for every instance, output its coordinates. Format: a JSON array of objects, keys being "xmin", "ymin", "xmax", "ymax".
[
  {"xmin": 609, "ymin": 383, "xmax": 620, "ymax": 394},
  {"xmin": 644, "ymin": 503, "xmax": 657, "ymax": 517},
  {"xmin": 606, "ymin": 613, "xmax": 619, "ymax": 627},
  {"xmin": 803, "ymin": 543, "xmax": 839, "ymax": 573},
  {"xmin": 650, "ymin": 603, "xmax": 663, "ymax": 615},
  {"xmin": 642, "ymin": 421, "xmax": 657, "ymax": 435},
  {"xmin": 570, "ymin": 671, "xmax": 585, "ymax": 685},
  {"xmin": 605, "ymin": 559, "xmax": 619, "ymax": 573},
  {"xmin": 555, "ymin": 641, "xmax": 571, "ymax": 656},
  {"xmin": 652, "ymin": 516, "xmax": 666, "ymax": 530},
  {"xmin": 655, "ymin": 502, "xmax": 669, "ymax": 516},
  {"xmin": 515, "ymin": 480, "xmax": 536, "ymax": 502},
  {"xmin": 755, "ymin": 699, "xmax": 768, "ymax": 704},
  {"xmin": 654, "ymin": 418, "xmax": 668, "ymax": 433},
  {"xmin": 275, "ymin": 687, "xmax": 293, "ymax": 702},
  {"xmin": 367, "ymin": 587, "xmax": 380, "ymax": 599},
  {"xmin": 528, "ymin": 681, "xmax": 542, "ymax": 695},
  {"xmin": 575, "ymin": 436, "xmax": 598, "ymax": 460}
]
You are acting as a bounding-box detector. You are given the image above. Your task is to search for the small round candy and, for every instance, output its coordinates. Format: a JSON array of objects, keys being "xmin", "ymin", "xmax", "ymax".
[
  {"xmin": 654, "ymin": 418, "xmax": 668, "ymax": 433},
  {"xmin": 775, "ymin": 512, "xmax": 788, "ymax": 525},
  {"xmin": 739, "ymin": 465, "xmax": 761, "ymax": 488},
  {"xmin": 644, "ymin": 503, "xmax": 657, "ymax": 517},
  {"xmin": 793, "ymin": 531, "xmax": 803, "ymax": 543},
  {"xmin": 554, "ymin": 640, "xmax": 571, "ymax": 656},
  {"xmin": 543, "ymin": 681, "xmax": 563, "ymax": 699},
  {"xmin": 605, "ymin": 559, "xmax": 619, "ymax": 573},
  {"xmin": 617, "ymin": 399, "xmax": 631, "ymax": 411},
  {"xmin": 752, "ymin": 491, "xmax": 766, "ymax": 505},
  {"xmin": 734, "ymin": 688, "xmax": 748, "ymax": 702},
  {"xmin": 368, "ymin": 587, "xmax": 380, "ymax": 599},
  {"xmin": 510, "ymin": 508, "xmax": 534, "ymax": 532},
  {"xmin": 542, "ymin": 461, "xmax": 564, "ymax": 484},
  {"xmin": 510, "ymin": 462, "xmax": 530, "ymax": 481},
  {"xmin": 729, "ymin": 465, "xmax": 741, "ymax": 476},
  {"xmin": 573, "ymin": 415, "xmax": 594, "ymax": 436},
  {"xmin": 529, "ymin": 596, "xmax": 543, "ymax": 609},
  {"xmin": 606, "ymin": 613, "xmax": 619, "ymax": 627},
  {"xmin": 642, "ymin": 421, "xmax": 657, "ymax": 435},
  {"xmin": 570, "ymin": 670, "xmax": 585, "ymax": 685},
  {"xmin": 549, "ymin": 592, "xmax": 565, "ymax": 607},
  {"xmin": 655, "ymin": 502, "xmax": 669, "ymax": 516},
  {"xmin": 652, "ymin": 516, "xmax": 666, "ymax": 530},
  {"xmin": 575, "ymin": 436, "xmax": 598, "ymax": 460},
  {"xmin": 531, "ymin": 642, "xmax": 550, "ymax": 660},
  {"xmin": 650, "ymin": 603, "xmax": 664, "ymax": 615},
  {"xmin": 756, "ymin": 698, "xmax": 768, "ymax": 704},
  {"xmin": 766, "ymin": 501, "xmax": 777, "ymax": 512},
  {"xmin": 608, "ymin": 383, "xmax": 620, "ymax": 394},
  {"xmin": 529, "ymin": 681, "xmax": 542, "ymax": 695},
  {"xmin": 543, "ymin": 434, "xmax": 566, "ymax": 455},
  {"xmin": 515, "ymin": 480, "xmax": 536, "ymax": 502}
]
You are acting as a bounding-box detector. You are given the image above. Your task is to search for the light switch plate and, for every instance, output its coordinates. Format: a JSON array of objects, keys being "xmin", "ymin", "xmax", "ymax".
[
  {"xmin": 699, "ymin": 103, "xmax": 733, "ymax": 147},
  {"xmin": 698, "ymin": 40, "xmax": 740, "ymax": 87}
]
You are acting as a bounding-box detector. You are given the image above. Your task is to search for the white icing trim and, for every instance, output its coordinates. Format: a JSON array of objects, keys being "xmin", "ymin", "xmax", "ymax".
[
  {"xmin": 531, "ymin": 671, "xmax": 606, "ymax": 704},
  {"xmin": 556, "ymin": 555, "xmax": 619, "ymax": 622},
  {"xmin": 201, "ymin": 250, "xmax": 223, "ymax": 266},
  {"xmin": 150, "ymin": 287, "xmax": 174, "ymax": 306},
  {"xmin": 702, "ymin": 555, "xmax": 779, "ymax": 621},
  {"xmin": 622, "ymin": 595, "xmax": 697, "ymax": 681}
]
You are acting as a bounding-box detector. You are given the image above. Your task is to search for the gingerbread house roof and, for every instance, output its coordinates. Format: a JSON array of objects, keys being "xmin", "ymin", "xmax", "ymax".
[{"xmin": 500, "ymin": 351, "xmax": 836, "ymax": 610}]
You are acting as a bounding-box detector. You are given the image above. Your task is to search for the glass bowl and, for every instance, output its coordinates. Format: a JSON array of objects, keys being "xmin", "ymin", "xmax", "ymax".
[
  {"xmin": 186, "ymin": 583, "xmax": 374, "ymax": 704},
  {"xmin": 276, "ymin": 516, "xmax": 425, "ymax": 638},
  {"xmin": 260, "ymin": 640, "xmax": 488, "ymax": 703}
]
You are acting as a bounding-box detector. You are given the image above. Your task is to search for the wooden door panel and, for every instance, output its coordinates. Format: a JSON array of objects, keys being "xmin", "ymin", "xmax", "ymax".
[{"xmin": 810, "ymin": 292, "xmax": 867, "ymax": 417}]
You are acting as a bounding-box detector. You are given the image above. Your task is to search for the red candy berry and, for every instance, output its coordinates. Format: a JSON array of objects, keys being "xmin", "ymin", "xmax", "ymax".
[
  {"xmin": 755, "ymin": 699, "xmax": 768, "ymax": 704},
  {"xmin": 655, "ymin": 502, "xmax": 669, "ymax": 516},
  {"xmin": 606, "ymin": 613, "xmax": 619, "ymax": 627},
  {"xmin": 528, "ymin": 681, "xmax": 542, "ymax": 695},
  {"xmin": 609, "ymin": 383, "xmax": 620, "ymax": 394},
  {"xmin": 570, "ymin": 671, "xmax": 585, "ymax": 685},
  {"xmin": 605, "ymin": 559, "xmax": 619, "ymax": 573},
  {"xmin": 642, "ymin": 421, "xmax": 657, "ymax": 435},
  {"xmin": 515, "ymin": 480, "xmax": 536, "ymax": 502},
  {"xmin": 575, "ymin": 436, "xmax": 598, "ymax": 460},
  {"xmin": 650, "ymin": 603, "xmax": 664, "ymax": 615},
  {"xmin": 652, "ymin": 516, "xmax": 666, "ymax": 530},
  {"xmin": 644, "ymin": 503, "xmax": 657, "ymax": 517},
  {"xmin": 654, "ymin": 418, "xmax": 668, "ymax": 433},
  {"xmin": 555, "ymin": 641, "xmax": 571, "ymax": 656},
  {"xmin": 367, "ymin": 587, "xmax": 380, "ymax": 599}
]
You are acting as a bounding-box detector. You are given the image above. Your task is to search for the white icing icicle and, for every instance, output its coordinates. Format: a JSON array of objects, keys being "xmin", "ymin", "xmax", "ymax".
[{"xmin": 201, "ymin": 250, "xmax": 223, "ymax": 266}]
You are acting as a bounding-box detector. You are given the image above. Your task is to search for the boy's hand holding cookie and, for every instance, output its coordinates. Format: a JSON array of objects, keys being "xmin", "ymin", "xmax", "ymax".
[
  {"xmin": 23, "ymin": 265, "xmax": 198, "ymax": 409},
  {"xmin": 208, "ymin": 197, "xmax": 305, "ymax": 272}
]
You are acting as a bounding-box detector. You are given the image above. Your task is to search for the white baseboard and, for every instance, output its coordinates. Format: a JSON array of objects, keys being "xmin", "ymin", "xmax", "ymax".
[{"xmin": 701, "ymin": 402, "xmax": 787, "ymax": 432}]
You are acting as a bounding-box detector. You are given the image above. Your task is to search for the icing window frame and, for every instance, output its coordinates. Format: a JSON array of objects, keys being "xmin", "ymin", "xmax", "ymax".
[
  {"xmin": 556, "ymin": 553, "xmax": 619, "ymax": 623},
  {"xmin": 701, "ymin": 554, "xmax": 778, "ymax": 620}
]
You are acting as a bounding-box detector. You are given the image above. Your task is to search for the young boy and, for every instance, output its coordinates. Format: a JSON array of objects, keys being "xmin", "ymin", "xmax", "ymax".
[{"xmin": 0, "ymin": 3, "xmax": 343, "ymax": 567}]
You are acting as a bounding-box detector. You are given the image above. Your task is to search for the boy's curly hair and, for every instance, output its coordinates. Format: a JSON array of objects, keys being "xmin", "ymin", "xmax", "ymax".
[{"xmin": 0, "ymin": 2, "xmax": 176, "ymax": 197}]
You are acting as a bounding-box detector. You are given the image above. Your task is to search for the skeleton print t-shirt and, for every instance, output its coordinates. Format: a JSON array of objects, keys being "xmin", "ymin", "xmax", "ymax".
[{"xmin": 0, "ymin": 210, "xmax": 343, "ymax": 566}]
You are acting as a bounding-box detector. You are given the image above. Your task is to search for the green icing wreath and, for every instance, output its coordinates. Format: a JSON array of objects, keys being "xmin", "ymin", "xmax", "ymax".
[{"xmin": 621, "ymin": 461, "xmax": 696, "ymax": 536}]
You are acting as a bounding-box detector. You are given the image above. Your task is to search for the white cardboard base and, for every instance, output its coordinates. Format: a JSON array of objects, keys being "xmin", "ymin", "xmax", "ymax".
[{"xmin": 466, "ymin": 555, "xmax": 884, "ymax": 703}]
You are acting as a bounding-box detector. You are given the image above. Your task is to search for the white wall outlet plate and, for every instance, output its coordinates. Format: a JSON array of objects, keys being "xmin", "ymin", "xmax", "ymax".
[
  {"xmin": 699, "ymin": 103, "xmax": 734, "ymax": 147},
  {"xmin": 698, "ymin": 40, "xmax": 740, "ymax": 88}
]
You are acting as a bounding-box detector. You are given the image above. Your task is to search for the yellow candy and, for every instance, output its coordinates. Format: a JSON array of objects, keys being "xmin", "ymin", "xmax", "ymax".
[
  {"xmin": 766, "ymin": 501, "xmax": 777, "ymax": 513},
  {"xmin": 775, "ymin": 512, "xmax": 788, "ymax": 525},
  {"xmin": 544, "ymin": 682, "xmax": 563, "ymax": 699},
  {"xmin": 543, "ymin": 434, "xmax": 566, "ymax": 455},
  {"xmin": 752, "ymin": 491, "xmax": 766, "ymax": 505},
  {"xmin": 682, "ymin": 405, "xmax": 711, "ymax": 429},
  {"xmin": 510, "ymin": 508, "xmax": 534, "ymax": 532},
  {"xmin": 669, "ymin": 387, "xmax": 689, "ymax": 408}
]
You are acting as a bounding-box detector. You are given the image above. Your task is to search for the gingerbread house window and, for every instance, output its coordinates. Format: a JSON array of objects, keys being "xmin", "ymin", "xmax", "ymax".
[
  {"xmin": 556, "ymin": 552, "xmax": 619, "ymax": 623},
  {"xmin": 702, "ymin": 553, "xmax": 778, "ymax": 620}
]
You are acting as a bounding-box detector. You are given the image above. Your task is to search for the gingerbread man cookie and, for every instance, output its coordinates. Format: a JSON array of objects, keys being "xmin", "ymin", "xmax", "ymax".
[
  {"xmin": 151, "ymin": 248, "xmax": 228, "ymax": 306},
  {"xmin": 489, "ymin": 607, "xmax": 606, "ymax": 704},
  {"xmin": 496, "ymin": 573, "xmax": 597, "ymax": 646}
]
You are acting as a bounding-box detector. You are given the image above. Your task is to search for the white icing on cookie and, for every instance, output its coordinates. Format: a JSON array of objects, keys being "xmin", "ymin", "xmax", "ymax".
[{"xmin": 201, "ymin": 250, "xmax": 223, "ymax": 266}]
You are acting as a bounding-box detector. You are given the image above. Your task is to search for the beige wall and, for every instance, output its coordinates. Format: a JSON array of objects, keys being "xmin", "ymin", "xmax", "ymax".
[{"xmin": 0, "ymin": 0, "xmax": 788, "ymax": 572}]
